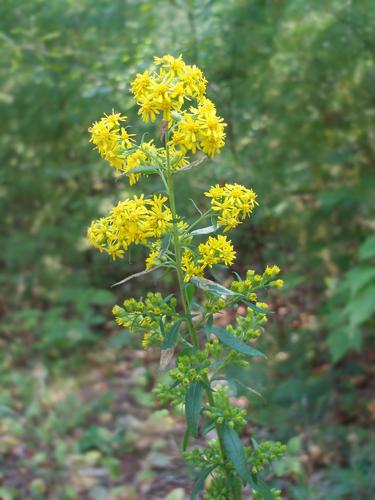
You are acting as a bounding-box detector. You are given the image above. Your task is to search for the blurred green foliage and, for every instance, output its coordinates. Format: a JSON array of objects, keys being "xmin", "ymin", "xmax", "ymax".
[{"xmin": 1, "ymin": 0, "xmax": 374, "ymax": 498}]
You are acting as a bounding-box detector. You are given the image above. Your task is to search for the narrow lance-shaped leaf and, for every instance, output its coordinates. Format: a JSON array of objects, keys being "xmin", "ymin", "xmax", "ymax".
[
  {"xmin": 185, "ymin": 381, "xmax": 203, "ymax": 437},
  {"xmin": 189, "ymin": 224, "xmax": 220, "ymax": 236},
  {"xmin": 127, "ymin": 165, "xmax": 160, "ymax": 174},
  {"xmin": 191, "ymin": 276, "xmax": 238, "ymax": 297},
  {"xmin": 162, "ymin": 320, "xmax": 182, "ymax": 349},
  {"xmin": 222, "ymin": 425, "xmax": 249, "ymax": 484},
  {"xmin": 211, "ymin": 326, "xmax": 265, "ymax": 358}
]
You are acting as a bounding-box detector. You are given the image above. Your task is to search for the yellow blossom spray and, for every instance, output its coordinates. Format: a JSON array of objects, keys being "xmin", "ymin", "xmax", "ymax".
[{"xmin": 87, "ymin": 55, "xmax": 285, "ymax": 499}]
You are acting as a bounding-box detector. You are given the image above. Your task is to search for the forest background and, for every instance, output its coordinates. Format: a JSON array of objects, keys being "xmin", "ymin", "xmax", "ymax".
[{"xmin": 0, "ymin": 0, "xmax": 374, "ymax": 498}]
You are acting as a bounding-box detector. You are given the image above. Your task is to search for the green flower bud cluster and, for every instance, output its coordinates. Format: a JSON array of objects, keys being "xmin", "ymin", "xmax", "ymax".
[
  {"xmin": 249, "ymin": 441, "xmax": 287, "ymax": 474},
  {"xmin": 184, "ymin": 439, "xmax": 223, "ymax": 468},
  {"xmin": 153, "ymin": 382, "xmax": 185, "ymax": 407},
  {"xmin": 231, "ymin": 265, "xmax": 283, "ymax": 300},
  {"xmin": 112, "ymin": 292, "xmax": 178, "ymax": 348},
  {"xmin": 204, "ymin": 476, "xmax": 230, "ymax": 500},
  {"xmin": 205, "ymin": 386, "xmax": 246, "ymax": 431},
  {"xmin": 254, "ymin": 488, "xmax": 283, "ymax": 500},
  {"xmin": 170, "ymin": 350, "xmax": 211, "ymax": 386},
  {"xmin": 203, "ymin": 338, "xmax": 223, "ymax": 358},
  {"xmin": 204, "ymin": 297, "xmax": 227, "ymax": 314},
  {"xmin": 227, "ymin": 307, "xmax": 263, "ymax": 342}
]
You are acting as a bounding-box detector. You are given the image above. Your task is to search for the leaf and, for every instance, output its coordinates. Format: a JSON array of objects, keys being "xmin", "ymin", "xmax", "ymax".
[
  {"xmin": 359, "ymin": 233, "xmax": 375, "ymax": 260},
  {"xmin": 327, "ymin": 327, "xmax": 363, "ymax": 362},
  {"xmin": 191, "ymin": 277, "xmax": 238, "ymax": 297},
  {"xmin": 250, "ymin": 475, "xmax": 274, "ymax": 500},
  {"xmin": 191, "ymin": 278, "xmax": 269, "ymax": 314},
  {"xmin": 346, "ymin": 284, "xmax": 375, "ymax": 325},
  {"xmin": 127, "ymin": 164, "xmax": 160, "ymax": 174},
  {"xmin": 185, "ymin": 282, "xmax": 195, "ymax": 306},
  {"xmin": 159, "ymin": 348, "xmax": 175, "ymax": 371},
  {"xmin": 111, "ymin": 266, "xmax": 161, "ymax": 287},
  {"xmin": 185, "ymin": 381, "xmax": 203, "ymax": 437},
  {"xmin": 191, "ymin": 465, "xmax": 216, "ymax": 500},
  {"xmin": 211, "ymin": 326, "xmax": 265, "ymax": 357},
  {"xmin": 182, "ymin": 428, "xmax": 190, "ymax": 452},
  {"xmin": 222, "ymin": 425, "xmax": 249, "ymax": 484},
  {"xmin": 240, "ymin": 298, "xmax": 271, "ymax": 315},
  {"xmin": 162, "ymin": 320, "xmax": 182, "ymax": 349},
  {"xmin": 189, "ymin": 225, "xmax": 220, "ymax": 236},
  {"xmin": 177, "ymin": 155, "xmax": 207, "ymax": 172},
  {"xmin": 204, "ymin": 315, "xmax": 213, "ymax": 340},
  {"xmin": 346, "ymin": 265, "xmax": 375, "ymax": 295}
]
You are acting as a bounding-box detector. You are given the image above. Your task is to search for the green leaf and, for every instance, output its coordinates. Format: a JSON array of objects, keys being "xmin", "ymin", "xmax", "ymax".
[
  {"xmin": 359, "ymin": 233, "xmax": 375, "ymax": 260},
  {"xmin": 327, "ymin": 327, "xmax": 363, "ymax": 362},
  {"xmin": 127, "ymin": 165, "xmax": 160, "ymax": 174},
  {"xmin": 191, "ymin": 278, "xmax": 269, "ymax": 314},
  {"xmin": 211, "ymin": 326, "xmax": 265, "ymax": 357},
  {"xmin": 250, "ymin": 475, "xmax": 274, "ymax": 500},
  {"xmin": 240, "ymin": 298, "xmax": 271, "ymax": 315},
  {"xmin": 185, "ymin": 282, "xmax": 195, "ymax": 306},
  {"xmin": 191, "ymin": 277, "xmax": 238, "ymax": 297},
  {"xmin": 191, "ymin": 465, "xmax": 216, "ymax": 500},
  {"xmin": 185, "ymin": 381, "xmax": 203, "ymax": 437},
  {"xmin": 189, "ymin": 225, "xmax": 219, "ymax": 236},
  {"xmin": 346, "ymin": 284, "xmax": 375, "ymax": 325},
  {"xmin": 182, "ymin": 428, "xmax": 190, "ymax": 452},
  {"xmin": 222, "ymin": 425, "xmax": 249, "ymax": 484},
  {"xmin": 346, "ymin": 265, "xmax": 375, "ymax": 295},
  {"xmin": 162, "ymin": 320, "xmax": 181, "ymax": 349}
]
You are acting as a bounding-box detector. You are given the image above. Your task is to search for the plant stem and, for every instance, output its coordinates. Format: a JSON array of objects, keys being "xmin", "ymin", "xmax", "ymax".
[{"xmin": 164, "ymin": 128, "xmax": 241, "ymax": 499}]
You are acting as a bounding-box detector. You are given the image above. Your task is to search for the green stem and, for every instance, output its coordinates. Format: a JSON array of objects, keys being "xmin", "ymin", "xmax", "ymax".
[{"xmin": 164, "ymin": 128, "xmax": 241, "ymax": 500}]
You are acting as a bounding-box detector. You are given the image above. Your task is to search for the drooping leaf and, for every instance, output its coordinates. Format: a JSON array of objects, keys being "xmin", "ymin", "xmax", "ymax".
[
  {"xmin": 211, "ymin": 326, "xmax": 265, "ymax": 358},
  {"xmin": 162, "ymin": 320, "xmax": 182, "ymax": 349},
  {"xmin": 185, "ymin": 381, "xmax": 203, "ymax": 437}
]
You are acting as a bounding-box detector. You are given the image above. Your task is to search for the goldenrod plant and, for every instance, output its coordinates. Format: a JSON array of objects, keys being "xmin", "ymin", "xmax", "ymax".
[{"xmin": 87, "ymin": 55, "xmax": 285, "ymax": 499}]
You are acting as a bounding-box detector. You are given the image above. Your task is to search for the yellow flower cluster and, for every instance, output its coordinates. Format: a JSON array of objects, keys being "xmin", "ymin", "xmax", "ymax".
[
  {"xmin": 88, "ymin": 55, "xmax": 226, "ymax": 190},
  {"xmin": 131, "ymin": 54, "xmax": 207, "ymax": 122},
  {"xmin": 88, "ymin": 112, "xmax": 133, "ymax": 168},
  {"xmin": 205, "ymin": 183, "xmax": 258, "ymax": 231},
  {"xmin": 88, "ymin": 111, "xmax": 166, "ymax": 185},
  {"xmin": 87, "ymin": 195, "xmax": 172, "ymax": 260},
  {"xmin": 171, "ymin": 97, "xmax": 226, "ymax": 157},
  {"xmin": 131, "ymin": 54, "xmax": 226, "ymax": 158},
  {"xmin": 181, "ymin": 235, "xmax": 236, "ymax": 282}
]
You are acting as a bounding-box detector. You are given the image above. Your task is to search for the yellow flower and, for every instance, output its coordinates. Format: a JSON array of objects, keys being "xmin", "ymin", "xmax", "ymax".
[
  {"xmin": 145, "ymin": 250, "xmax": 160, "ymax": 270},
  {"xmin": 87, "ymin": 195, "xmax": 172, "ymax": 260},
  {"xmin": 138, "ymin": 97, "xmax": 161, "ymax": 122},
  {"xmin": 181, "ymin": 250, "xmax": 204, "ymax": 282},
  {"xmin": 205, "ymin": 183, "xmax": 258, "ymax": 231},
  {"xmin": 181, "ymin": 235, "xmax": 236, "ymax": 282},
  {"xmin": 198, "ymin": 235, "xmax": 236, "ymax": 268},
  {"xmin": 88, "ymin": 112, "xmax": 134, "ymax": 171}
]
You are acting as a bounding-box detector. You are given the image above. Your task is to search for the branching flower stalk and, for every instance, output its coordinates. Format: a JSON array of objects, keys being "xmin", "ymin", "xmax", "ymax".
[{"xmin": 87, "ymin": 55, "xmax": 286, "ymax": 499}]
